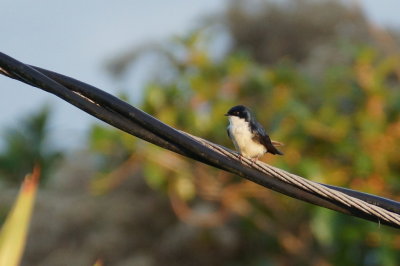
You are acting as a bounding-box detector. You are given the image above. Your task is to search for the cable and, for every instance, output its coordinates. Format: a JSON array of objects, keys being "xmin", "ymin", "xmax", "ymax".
[{"xmin": 1, "ymin": 51, "xmax": 400, "ymax": 229}]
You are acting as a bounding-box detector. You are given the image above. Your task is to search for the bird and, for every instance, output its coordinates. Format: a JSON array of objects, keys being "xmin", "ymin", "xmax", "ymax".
[{"xmin": 225, "ymin": 105, "xmax": 283, "ymax": 162}]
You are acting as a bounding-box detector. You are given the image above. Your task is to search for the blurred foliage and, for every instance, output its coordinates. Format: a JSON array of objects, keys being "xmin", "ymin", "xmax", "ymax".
[
  {"xmin": 0, "ymin": 167, "xmax": 39, "ymax": 266},
  {"xmin": 0, "ymin": 0, "xmax": 390, "ymax": 265},
  {"xmin": 225, "ymin": 0, "xmax": 373, "ymax": 65},
  {"xmin": 0, "ymin": 0, "xmax": 398, "ymax": 265},
  {"xmin": 95, "ymin": 0, "xmax": 400, "ymax": 264},
  {"xmin": 0, "ymin": 106, "xmax": 63, "ymax": 185}
]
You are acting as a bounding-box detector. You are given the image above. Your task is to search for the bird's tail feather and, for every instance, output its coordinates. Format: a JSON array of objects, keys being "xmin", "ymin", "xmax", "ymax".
[
  {"xmin": 271, "ymin": 140, "xmax": 284, "ymax": 147},
  {"xmin": 268, "ymin": 142, "xmax": 284, "ymax": 155}
]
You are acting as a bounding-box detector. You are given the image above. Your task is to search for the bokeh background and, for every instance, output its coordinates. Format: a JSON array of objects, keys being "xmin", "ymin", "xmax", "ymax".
[{"xmin": 1, "ymin": 0, "xmax": 400, "ymax": 265}]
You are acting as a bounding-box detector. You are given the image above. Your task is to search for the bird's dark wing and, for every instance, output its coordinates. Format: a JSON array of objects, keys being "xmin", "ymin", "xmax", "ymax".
[{"xmin": 250, "ymin": 121, "xmax": 283, "ymax": 155}]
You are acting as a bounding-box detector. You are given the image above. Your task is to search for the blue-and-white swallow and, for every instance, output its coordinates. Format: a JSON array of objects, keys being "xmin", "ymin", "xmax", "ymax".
[{"xmin": 225, "ymin": 105, "xmax": 283, "ymax": 162}]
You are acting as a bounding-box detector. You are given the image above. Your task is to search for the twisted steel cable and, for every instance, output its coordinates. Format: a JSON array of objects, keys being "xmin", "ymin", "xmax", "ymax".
[{"xmin": 1, "ymin": 52, "xmax": 400, "ymax": 229}]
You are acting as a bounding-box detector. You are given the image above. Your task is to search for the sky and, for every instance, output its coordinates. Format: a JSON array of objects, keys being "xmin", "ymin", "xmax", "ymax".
[{"xmin": 0, "ymin": 0, "xmax": 399, "ymax": 150}]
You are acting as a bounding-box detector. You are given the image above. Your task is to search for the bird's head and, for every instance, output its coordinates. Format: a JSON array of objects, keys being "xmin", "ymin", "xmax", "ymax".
[{"xmin": 224, "ymin": 105, "xmax": 252, "ymax": 121}]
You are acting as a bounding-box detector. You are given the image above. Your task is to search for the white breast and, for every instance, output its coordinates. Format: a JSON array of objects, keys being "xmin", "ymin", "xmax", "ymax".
[{"xmin": 228, "ymin": 116, "xmax": 266, "ymax": 159}]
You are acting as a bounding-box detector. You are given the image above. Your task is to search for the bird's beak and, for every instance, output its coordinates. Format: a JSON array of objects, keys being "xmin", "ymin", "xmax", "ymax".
[{"xmin": 224, "ymin": 113, "xmax": 229, "ymax": 116}]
